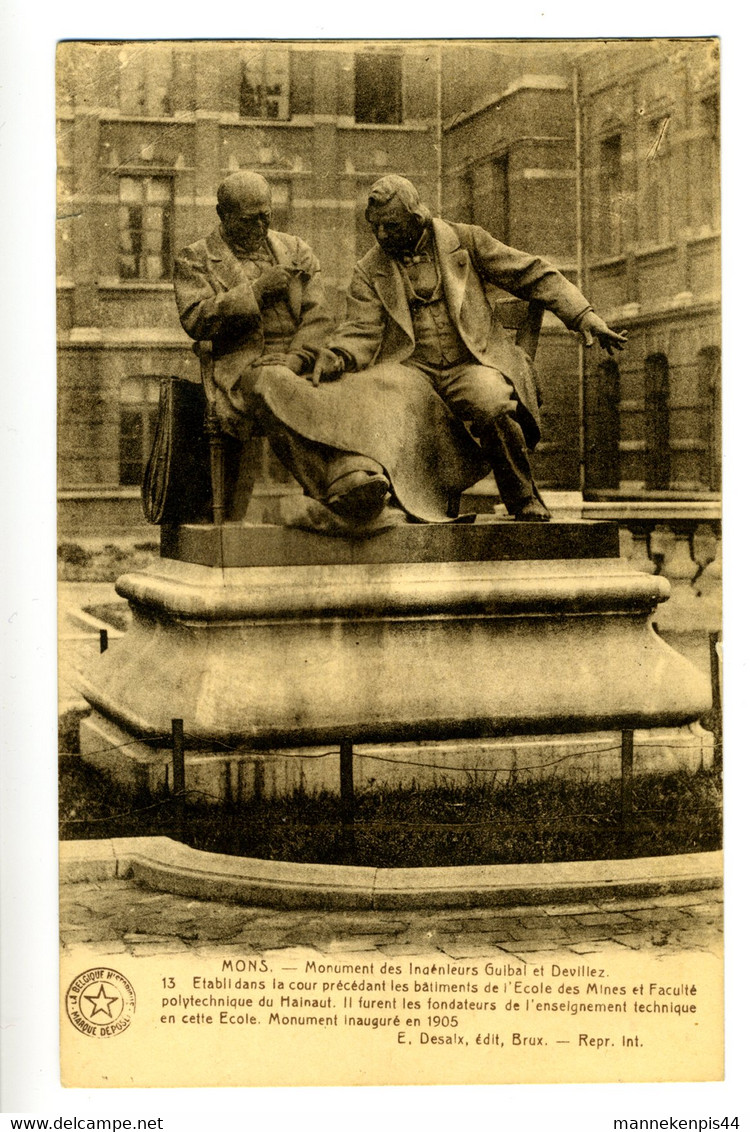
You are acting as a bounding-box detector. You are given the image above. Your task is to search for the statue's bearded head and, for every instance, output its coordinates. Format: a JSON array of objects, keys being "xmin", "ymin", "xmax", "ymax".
[{"xmin": 217, "ymin": 171, "xmax": 272, "ymax": 252}]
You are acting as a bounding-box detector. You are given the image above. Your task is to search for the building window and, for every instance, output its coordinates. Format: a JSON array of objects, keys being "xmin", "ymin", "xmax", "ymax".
[
  {"xmin": 240, "ymin": 47, "xmax": 290, "ymax": 120},
  {"xmin": 119, "ymin": 377, "xmax": 161, "ymax": 486},
  {"xmin": 466, "ymin": 156, "xmax": 509, "ymax": 242},
  {"xmin": 644, "ymin": 353, "xmax": 671, "ymax": 489},
  {"xmin": 56, "ymin": 46, "xmax": 75, "ymax": 113},
  {"xmin": 641, "ymin": 116, "xmax": 672, "ymax": 244},
  {"xmin": 459, "ymin": 170, "xmax": 475, "ymax": 225},
  {"xmin": 118, "ymin": 45, "xmax": 174, "ymax": 116},
  {"xmin": 697, "ymin": 346, "xmax": 721, "ymax": 491},
  {"xmin": 354, "ymin": 53, "xmax": 402, "ymax": 125},
  {"xmin": 695, "ymin": 93, "xmax": 720, "ymax": 230},
  {"xmin": 118, "ymin": 176, "xmax": 173, "ymax": 281},
  {"xmin": 585, "ymin": 359, "xmax": 621, "ymax": 489},
  {"xmin": 598, "ymin": 133, "xmax": 623, "ymax": 256},
  {"xmin": 268, "ymin": 180, "xmax": 291, "ymax": 233},
  {"xmin": 289, "ymin": 51, "xmax": 315, "ymax": 116}
]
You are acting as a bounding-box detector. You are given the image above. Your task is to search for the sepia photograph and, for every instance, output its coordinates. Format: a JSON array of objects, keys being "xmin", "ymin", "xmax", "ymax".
[{"xmin": 51, "ymin": 36, "xmax": 724, "ymax": 1090}]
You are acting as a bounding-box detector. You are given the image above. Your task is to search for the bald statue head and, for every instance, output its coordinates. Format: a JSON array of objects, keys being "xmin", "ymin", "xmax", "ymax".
[{"xmin": 217, "ymin": 171, "xmax": 272, "ymax": 252}]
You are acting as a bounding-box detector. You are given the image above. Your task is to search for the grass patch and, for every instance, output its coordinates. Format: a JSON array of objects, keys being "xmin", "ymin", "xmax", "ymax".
[
  {"xmin": 59, "ymin": 759, "xmax": 722, "ymax": 867},
  {"xmin": 58, "ymin": 541, "xmax": 158, "ymax": 582}
]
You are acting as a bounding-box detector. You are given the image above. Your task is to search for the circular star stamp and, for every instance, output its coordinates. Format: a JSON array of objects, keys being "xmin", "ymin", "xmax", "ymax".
[{"xmin": 65, "ymin": 968, "xmax": 136, "ymax": 1038}]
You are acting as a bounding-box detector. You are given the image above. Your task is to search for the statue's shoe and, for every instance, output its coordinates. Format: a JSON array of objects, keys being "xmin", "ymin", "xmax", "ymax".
[
  {"xmin": 514, "ymin": 497, "xmax": 551, "ymax": 522},
  {"xmin": 324, "ymin": 471, "xmax": 391, "ymax": 523},
  {"xmin": 281, "ymin": 497, "xmax": 408, "ymax": 539}
]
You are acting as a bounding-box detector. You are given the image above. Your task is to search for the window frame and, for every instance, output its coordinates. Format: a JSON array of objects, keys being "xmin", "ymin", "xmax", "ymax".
[
  {"xmin": 118, "ymin": 376, "xmax": 162, "ymax": 487},
  {"xmin": 117, "ymin": 44, "xmax": 175, "ymax": 118},
  {"xmin": 239, "ymin": 47, "xmax": 291, "ymax": 121},
  {"xmin": 116, "ymin": 172, "xmax": 175, "ymax": 283},
  {"xmin": 639, "ymin": 113, "xmax": 673, "ymax": 247},
  {"xmin": 693, "ymin": 91, "xmax": 720, "ymax": 232},
  {"xmin": 353, "ymin": 51, "xmax": 404, "ymax": 126},
  {"xmin": 584, "ymin": 346, "xmax": 721, "ymax": 501},
  {"xmin": 598, "ymin": 132, "xmax": 624, "ymax": 258}
]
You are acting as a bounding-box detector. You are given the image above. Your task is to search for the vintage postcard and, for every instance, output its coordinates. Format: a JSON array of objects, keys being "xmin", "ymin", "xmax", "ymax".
[{"xmin": 55, "ymin": 37, "xmax": 723, "ymax": 1090}]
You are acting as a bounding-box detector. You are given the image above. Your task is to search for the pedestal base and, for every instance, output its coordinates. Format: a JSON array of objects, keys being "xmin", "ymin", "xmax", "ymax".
[{"xmin": 76, "ymin": 523, "xmax": 711, "ymax": 754}]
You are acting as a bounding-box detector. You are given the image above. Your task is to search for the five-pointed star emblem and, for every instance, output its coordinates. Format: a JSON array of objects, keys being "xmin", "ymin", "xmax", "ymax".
[{"xmin": 82, "ymin": 982, "xmax": 119, "ymax": 1019}]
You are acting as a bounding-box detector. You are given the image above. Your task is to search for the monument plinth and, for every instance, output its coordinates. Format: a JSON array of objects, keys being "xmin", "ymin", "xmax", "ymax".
[{"xmin": 77, "ymin": 521, "xmax": 713, "ymax": 798}]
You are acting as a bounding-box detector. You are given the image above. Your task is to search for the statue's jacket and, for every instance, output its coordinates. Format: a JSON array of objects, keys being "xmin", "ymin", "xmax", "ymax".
[
  {"xmin": 174, "ymin": 226, "xmax": 330, "ymax": 398},
  {"xmin": 329, "ymin": 217, "xmax": 592, "ymax": 447}
]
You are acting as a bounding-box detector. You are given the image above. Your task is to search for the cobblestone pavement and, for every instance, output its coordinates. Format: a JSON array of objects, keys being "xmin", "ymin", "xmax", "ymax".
[{"xmin": 60, "ymin": 879, "xmax": 723, "ymax": 961}]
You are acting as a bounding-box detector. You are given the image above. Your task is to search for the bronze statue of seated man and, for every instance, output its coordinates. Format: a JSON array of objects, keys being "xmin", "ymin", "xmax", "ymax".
[{"xmin": 174, "ymin": 170, "xmax": 391, "ymax": 525}]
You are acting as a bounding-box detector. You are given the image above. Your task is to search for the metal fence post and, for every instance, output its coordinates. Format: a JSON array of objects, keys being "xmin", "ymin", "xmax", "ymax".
[
  {"xmin": 709, "ymin": 631, "xmax": 722, "ymax": 773},
  {"xmin": 340, "ymin": 739, "xmax": 355, "ymax": 826},
  {"xmin": 171, "ymin": 718, "xmax": 186, "ymax": 837},
  {"xmin": 620, "ymin": 728, "xmax": 634, "ymax": 836}
]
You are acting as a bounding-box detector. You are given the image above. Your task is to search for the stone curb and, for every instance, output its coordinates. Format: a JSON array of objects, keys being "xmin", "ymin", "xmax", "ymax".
[
  {"xmin": 59, "ymin": 838, "xmax": 723, "ymax": 911},
  {"xmin": 60, "ymin": 602, "xmax": 126, "ymax": 638}
]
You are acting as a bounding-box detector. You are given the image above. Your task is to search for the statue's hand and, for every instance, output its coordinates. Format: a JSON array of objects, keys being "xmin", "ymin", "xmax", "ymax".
[
  {"xmin": 253, "ymin": 265, "xmax": 294, "ymax": 304},
  {"xmin": 257, "ymin": 351, "xmax": 307, "ymax": 375},
  {"xmin": 310, "ymin": 348, "xmax": 346, "ymax": 387},
  {"xmin": 577, "ymin": 310, "xmax": 628, "ymax": 355}
]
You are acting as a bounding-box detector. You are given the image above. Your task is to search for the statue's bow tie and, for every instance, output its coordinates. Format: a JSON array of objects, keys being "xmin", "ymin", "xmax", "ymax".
[{"xmin": 401, "ymin": 253, "xmax": 428, "ymax": 266}]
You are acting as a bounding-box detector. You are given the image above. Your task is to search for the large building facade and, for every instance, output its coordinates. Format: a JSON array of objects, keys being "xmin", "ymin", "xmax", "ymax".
[
  {"xmin": 576, "ymin": 39, "xmax": 720, "ymax": 502},
  {"xmin": 57, "ymin": 40, "xmax": 442, "ymax": 532},
  {"xmin": 57, "ymin": 39, "xmax": 720, "ymax": 545},
  {"xmin": 441, "ymin": 39, "xmax": 721, "ymax": 502}
]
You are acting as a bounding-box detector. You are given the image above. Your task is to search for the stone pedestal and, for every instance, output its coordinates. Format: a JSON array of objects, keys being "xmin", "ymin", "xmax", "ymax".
[{"xmin": 76, "ymin": 521, "xmax": 712, "ymax": 793}]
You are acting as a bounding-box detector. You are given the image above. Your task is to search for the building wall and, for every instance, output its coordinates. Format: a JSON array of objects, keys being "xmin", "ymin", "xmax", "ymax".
[
  {"xmin": 57, "ymin": 41, "xmax": 441, "ymax": 531},
  {"xmin": 576, "ymin": 39, "xmax": 720, "ymax": 498},
  {"xmin": 440, "ymin": 39, "xmax": 720, "ymax": 501}
]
